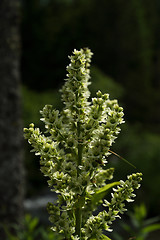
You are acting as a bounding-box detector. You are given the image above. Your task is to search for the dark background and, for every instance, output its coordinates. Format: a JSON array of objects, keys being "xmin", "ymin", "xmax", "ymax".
[{"xmin": 21, "ymin": 0, "xmax": 160, "ymax": 221}]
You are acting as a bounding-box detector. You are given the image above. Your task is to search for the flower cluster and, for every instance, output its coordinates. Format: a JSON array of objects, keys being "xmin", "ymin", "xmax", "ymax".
[
  {"xmin": 24, "ymin": 48, "xmax": 142, "ymax": 240},
  {"xmin": 82, "ymin": 173, "xmax": 142, "ymax": 239}
]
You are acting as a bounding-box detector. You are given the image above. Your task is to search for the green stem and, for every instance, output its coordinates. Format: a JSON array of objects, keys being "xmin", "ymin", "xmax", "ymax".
[
  {"xmin": 77, "ymin": 143, "xmax": 83, "ymax": 177},
  {"xmin": 75, "ymin": 207, "xmax": 82, "ymax": 238},
  {"xmin": 77, "ymin": 121, "xmax": 82, "ymax": 177},
  {"xmin": 75, "ymin": 121, "xmax": 83, "ymax": 239}
]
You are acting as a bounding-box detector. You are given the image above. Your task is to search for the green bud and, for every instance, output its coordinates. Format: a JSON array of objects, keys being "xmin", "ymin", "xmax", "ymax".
[{"xmin": 96, "ymin": 90, "xmax": 102, "ymax": 98}]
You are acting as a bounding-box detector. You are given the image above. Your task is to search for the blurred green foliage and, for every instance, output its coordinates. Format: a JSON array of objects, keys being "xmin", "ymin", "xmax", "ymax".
[
  {"xmin": 112, "ymin": 203, "xmax": 160, "ymax": 240},
  {"xmin": 22, "ymin": 86, "xmax": 62, "ymax": 127},
  {"xmin": 4, "ymin": 214, "xmax": 62, "ymax": 240},
  {"xmin": 113, "ymin": 123, "xmax": 160, "ymax": 213},
  {"xmin": 90, "ymin": 67, "xmax": 124, "ymax": 99}
]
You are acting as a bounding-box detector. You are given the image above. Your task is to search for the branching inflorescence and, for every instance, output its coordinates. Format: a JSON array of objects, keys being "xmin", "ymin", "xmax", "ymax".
[{"xmin": 24, "ymin": 48, "xmax": 142, "ymax": 240}]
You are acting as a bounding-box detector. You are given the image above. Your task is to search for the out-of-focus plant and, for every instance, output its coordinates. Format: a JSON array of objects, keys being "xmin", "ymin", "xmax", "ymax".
[
  {"xmin": 22, "ymin": 86, "xmax": 62, "ymax": 127},
  {"xmin": 113, "ymin": 203, "xmax": 160, "ymax": 240},
  {"xmin": 24, "ymin": 48, "xmax": 142, "ymax": 240},
  {"xmin": 90, "ymin": 66, "xmax": 124, "ymax": 100},
  {"xmin": 114, "ymin": 123, "xmax": 160, "ymax": 214},
  {"xmin": 4, "ymin": 214, "xmax": 61, "ymax": 240}
]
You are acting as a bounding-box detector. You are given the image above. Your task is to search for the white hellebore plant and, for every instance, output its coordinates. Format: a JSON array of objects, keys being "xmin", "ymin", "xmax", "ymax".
[{"xmin": 24, "ymin": 48, "xmax": 142, "ymax": 240}]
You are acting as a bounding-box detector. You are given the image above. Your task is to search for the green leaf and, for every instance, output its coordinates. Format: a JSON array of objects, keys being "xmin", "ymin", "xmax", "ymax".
[
  {"xmin": 91, "ymin": 181, "xmax": 120, "ymax": 206},
  {"xmin": 144, "ymin": 215, "xmax": 160, "ymax": 226},
  {"xmin": 25, "ymin": 214, "xmax": 39, "ymax": 232},
  {"xmin": 90, "ymin": 234, "xmax": 111, "ymax": 240},
  {"xmin": 133, "ymin": 203, "xmax": 147, "ymax": 221},
  {"xmin": 101, "ymin": 234, "xmax": 112, "ymax": 240},
  {"xmin": 142, "ymin": 223, "xmax": 160, "ymax": 234}
]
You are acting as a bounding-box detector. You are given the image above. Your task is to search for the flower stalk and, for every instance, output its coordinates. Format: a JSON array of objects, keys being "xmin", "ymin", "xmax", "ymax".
[
  {"xmin": 75, "ymin": 122, "xmax": 83, "ymax": 238},
  {"xmin": 24, "ymin": 48, "xmax": 142, "ymax": 240},
  {"xmin": 75, "ymin": 207, "xmax": 82, "ymax": 238}
]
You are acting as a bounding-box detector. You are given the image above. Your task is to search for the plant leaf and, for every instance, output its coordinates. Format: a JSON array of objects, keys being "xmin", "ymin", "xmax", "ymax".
[
  {"xmin": 142, "ymin": 223, "xmax": 160, "ymax": 234},
  {"xmin": 144, "ymin": 216, "xmax": 160, "ymax": 226},
  {"xmin": 101, "ymin": 234, "xmax": 112, "ymax": 240},
  {"xmin": 90, "ymin": 234, "xmax": 111, "ymax": 240},
  {"xmin": 91, "ymin": 181, "xmax": 120, "ymax": 206}
]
